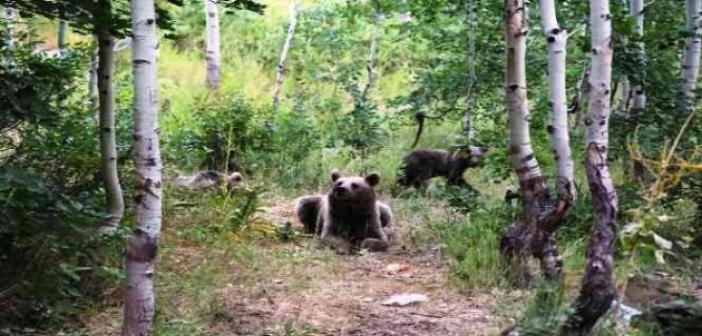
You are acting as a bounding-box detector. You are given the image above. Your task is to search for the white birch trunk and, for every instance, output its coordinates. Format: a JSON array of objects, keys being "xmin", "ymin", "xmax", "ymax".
[
  {"xmin": 3, "ymin": 7, "xmax": 15, "ymax": 48},
  {"xmin": 123, "ymin": 0, "xmax": 162, "ymax": 334},
  {"xmin": 97, "ymin": 32, "xmax": 125, "ymax": 234},
  {"xmin": 89, "ymin": 36, "xmax": 99, "ymax": 110},
  {"xmin": 272, "ymin": 0, "xmax": 299, "ymax": 111},
  {"xmin": 680, "ymin": 0, "xmax": 702, "ymax": 113},
  {"xmin": 362, "ymin": 13, "xmax": 380, "ymax": 100},
  {"xmin": 539, "ymin": 0, "xmax": 575, "ymax": 204},
  {"xmin": 630, "ymin": 0, "xmax": 645, "ymax": 113},
  {"xmin": 561, "ymin": 0, "xmax": 618, "ymax": 333},
  {"xmin": 204, "ymin": 0, "xmax": 220, "ymax": 89},
  {"xmin": 58, "ymin": 20, "xmax": 68, "ymax": 54},
  {"xmin": 463, "ymin": 0, "xmax": 477, "ymax": 140}
]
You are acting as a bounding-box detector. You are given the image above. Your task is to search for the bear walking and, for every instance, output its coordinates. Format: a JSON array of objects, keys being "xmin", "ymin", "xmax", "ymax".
[
  {"xmin": 294, "ymin": 170, "xmax": 392, "ymax": 254},
  {"xmin": 397, "ymin": 146, "xmax": 487, "ymax": 190}
]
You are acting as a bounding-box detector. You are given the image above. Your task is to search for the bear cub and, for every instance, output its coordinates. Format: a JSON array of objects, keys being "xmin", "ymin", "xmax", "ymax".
[
  {"xmin": 397, "ymin": 146, "xmax": 487, "ymax": 190},
  {"xmin": 294, "ymin": 170, "xmax": 392, "ymax": 254}
]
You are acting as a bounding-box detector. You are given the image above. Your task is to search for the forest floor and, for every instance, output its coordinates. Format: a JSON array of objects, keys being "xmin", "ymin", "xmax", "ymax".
[{"xmin": 79, "ymin": 193, "xmax": 522, "ymax": 336}]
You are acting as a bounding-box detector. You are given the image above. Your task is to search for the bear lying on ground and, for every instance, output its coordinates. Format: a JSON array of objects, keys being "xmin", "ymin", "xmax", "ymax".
[
  {"xmin": 397, "ymin": 146, "xmax": 487, "ymax": 191},
  {"xmin": 294, "ymin": 170, "xmax": 392, "ymax": 254},
  {"xmin": 175, "ymin": 170, "xmax": 244, "ymax": 193}
]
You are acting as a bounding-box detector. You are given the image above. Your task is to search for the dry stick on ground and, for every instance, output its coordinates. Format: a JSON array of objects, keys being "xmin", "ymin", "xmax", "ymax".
[
  {"xmin": 499, "ymin": 0, "xmax": 554, "ymax": 287},
  {"xmin": 122, "ymin": 0, "xmax": 163, "ymax": 334},
  {"xmin": 272, "ymin": 0, "xmax": 299, "ymax": 111},
  {"xmin": 560, "ymin": 0, "xmax": 618, "ymax": 334}
]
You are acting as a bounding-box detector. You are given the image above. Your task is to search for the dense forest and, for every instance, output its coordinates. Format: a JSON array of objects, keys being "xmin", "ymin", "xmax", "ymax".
[{"xmin": 1, "ymin": 0, "xmax": 701, "ymax": 335}]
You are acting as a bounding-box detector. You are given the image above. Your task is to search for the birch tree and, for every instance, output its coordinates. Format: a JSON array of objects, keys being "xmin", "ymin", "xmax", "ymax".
[
  {"xmin": 538, "ymin": 0, "xmax": 575, "ymax": 280},
  {"xmin": 680, "ymin": 0, "xmax": 702, "ymax": 114},
  {"xmin": 463, "ymin": 0, "xmax": 476, "ymax": 140},
  {"xmin": 123, "ymin": 0, "xmax": 163, "ymax": 333},
  {"xmin": 58, "ymin": 19, "xmax": 67, "ymax": 52},
  {"xmin": 3, "ymin": 6, "xmax": 14, "ymax": 47},
  {"xmin": 561, "ymin": 0, "xmax": 618, "ymax": 333},
  {"xmin": 629, "ymin": 0, "xmax": 645, "ymax": 115},
  {"xmin": 272, "ymin": 0, "xmax": 298, "ymax": 111},
  {"xmin": 361, "ymin": 10, "xmax": 380, "ymax": 101},
  {"xmin": 499, "ymin": 0, "xmax": 554, "ymax": 285},
  {"xmin": 205, "ymin": 0, "xmax": 221, "ymax": 89},
  {"xmin": 96, "ymin": 6, "xmax": 125, "ymax": 233}
]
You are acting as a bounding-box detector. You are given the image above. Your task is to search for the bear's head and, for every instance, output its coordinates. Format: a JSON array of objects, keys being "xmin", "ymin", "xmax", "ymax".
[
  {"xmin": 226, "ymin": 172, "xmax": 244, "ymax": 192},
  {"xmin": 453, "ymin": 145, "xmax": 488, "ymax": 167},
  {"xmin": 327, "ymin": 170, "xmax": 379, "ymax": 214}
]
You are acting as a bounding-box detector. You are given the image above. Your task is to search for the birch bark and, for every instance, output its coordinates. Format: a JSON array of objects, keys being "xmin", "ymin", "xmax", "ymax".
[
  {"xmin": 205, "ymin": 0, "xmax": 221, "ymax": 89},
  {"xmin": 123, "ymin": 0, "xmax": 163, "ymax": 334},
  {"xmin": 630, "ymin": 0, "xmax": 645, "ymax": 115},
  {"xmin": 561, "ymin": 0, "xmax": 618, "ymax": 334},
  {"xmin": 680, "ymin": 0, "xmax": 702, "ymax": 114},
  {"xmin": 272, "ymin": 0, "xmax": 299, "ymax": 111}
]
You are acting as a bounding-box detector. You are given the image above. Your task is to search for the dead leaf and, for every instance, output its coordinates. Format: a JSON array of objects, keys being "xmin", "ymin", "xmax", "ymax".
[{"xmin": 386, "ymin": 263, "xmax": 411, "ymax": 274}]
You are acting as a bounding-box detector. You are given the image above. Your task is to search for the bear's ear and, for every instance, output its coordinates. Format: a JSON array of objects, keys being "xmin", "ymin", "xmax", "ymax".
[
  {"xmin": 331, "ymin": 170, "xmax": 342, "ymax": 182},
  {"xmin": 365, "ymin": 172, "xmax": 380, "ymax": 187}
]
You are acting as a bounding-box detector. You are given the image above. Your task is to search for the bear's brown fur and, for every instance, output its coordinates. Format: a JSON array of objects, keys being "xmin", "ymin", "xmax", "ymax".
[
  {"xmin": 397, "ymin": 146, "xmax": 487, "ymax": 190},
  {"xmin": 294, "ymin": 170, "xmax": 392, "ymax": 254}
]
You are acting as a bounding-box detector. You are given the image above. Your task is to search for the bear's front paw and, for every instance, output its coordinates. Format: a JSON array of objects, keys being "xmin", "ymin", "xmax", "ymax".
[{"xmin": 361, "ymin": 238, "xmax": 388, "ymax": 252}]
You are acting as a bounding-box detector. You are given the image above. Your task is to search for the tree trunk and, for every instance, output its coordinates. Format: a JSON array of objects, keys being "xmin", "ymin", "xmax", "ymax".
[
  {"xmin": 463, "ymin": 0, "xmax": 477, "ymax": 141},
  {"xmin": 204, "ymin": 0, "xmax": 220, "ymax": 89},
  {"xmin": 97, "ymin": 31, "xmax": 125, "ymax": 234},
  {"xmin": 89, "ymin": 35, "xmax": 99, "ymax": 110},
  {"xmin": 3, "ymin": 6, "xmax": 15, "ymax": 48},
  {"xmin": 123, "ymin": 0, "xmax": 162, "ymax": 334},
  {"xmin": 361, "ymin": 12, "xmax": 380, "ymax": 101},
  {"xmin": 680, "ymin": 0, "xmax": 702, "ymax": 114},
  {"xmin": 560, "ymin": 0, "xmax": 618, "ymax": 334},
  {"xmin": 629, "ymin": 0, "xmax": 645, "ymax": 116},
  {"xmin": 538, "ymin": 0, "xmax": 574, "ymax": 280},
  {"xmin": 499, "ymin": 0, "xmax": 553, "ymax": 286},
  {"xmin": 272, "ymin": 0, "xmax": 298, "ymax": 111},
  {"xmin": 58, "ymin": 20, "xmax": 67, "ymax": 53}
]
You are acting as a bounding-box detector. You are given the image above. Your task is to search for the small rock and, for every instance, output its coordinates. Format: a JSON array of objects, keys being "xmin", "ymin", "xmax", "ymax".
[
  {"xmin": 381, "ymin": 293, "xmax": 429, "ymax": 307},
  {"xmin": 386, "ymin": 263, "xmax": 411, "ymax": 274},
  {"xmin": 273, "ymin": 279, "xmax": 284, "ymax": 285},
  {"xmin": 362, "ymin": 297, "xmax": 374, "ymax": 303}
]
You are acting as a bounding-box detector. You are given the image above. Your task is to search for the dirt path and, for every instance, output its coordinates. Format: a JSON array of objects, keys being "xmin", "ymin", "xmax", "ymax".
[{"xmin": 208, "ymin": 197, "xmax": 505, "ymax": 335}]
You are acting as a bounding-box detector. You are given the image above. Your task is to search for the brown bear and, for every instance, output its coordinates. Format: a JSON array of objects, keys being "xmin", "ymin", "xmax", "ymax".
[
  {"xmin": 294, "ymin": 170, "xmax": 392, "ymax": 254},
  {"xmin": 397, "ymin": 146, "xmax": 487, "ymax": 190}
]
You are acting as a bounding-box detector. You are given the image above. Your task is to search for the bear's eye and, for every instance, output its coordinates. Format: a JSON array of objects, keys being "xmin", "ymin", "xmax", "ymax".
[
  {"xmin": 351, "ymin": 183, "xmax": 358, "ymax": 190},
  {"xmin": 335, "ymin": 182, "xmax": 342, "ymax": 187}
]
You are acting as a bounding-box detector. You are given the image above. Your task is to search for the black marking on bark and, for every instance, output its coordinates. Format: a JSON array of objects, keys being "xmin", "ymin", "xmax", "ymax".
[
  {"xmin": 522, "ymin": 154, "xmax": 534, "ymax": 162},
  {"xmin": 146, "ymin": 158, "xmax": 157, "ymax": 167},
  {"xmin": 547, "ymin": 36, "xmax": 556, "ymax": 43},
  {"xmin": 133, "ymin": 59, "xmax": 150, "ymax": 65},
  {"xmin": 146, "ymin": 18, "xmax": 155, "ymax": 25},
  {"xmin": 592, "ymin": 48, "xmax": 597, "ymax": 55},
  {"xmin": 133, "ymin": 134, "xmax": 142, "ymax": 141},
  {"xmin": 547, "ymin": 125, "xmax": 555, "ymax": 134},
  {"xmin": 551, "ymin": 28, "xmax": 561, "ymax": 35},
  {"xmin": 102, "ymin": 127, "xmax": 112, "ymax": 133},
  {"xmin": 509, "ymin": 84, "xmax": 519, "ymax": 91}
]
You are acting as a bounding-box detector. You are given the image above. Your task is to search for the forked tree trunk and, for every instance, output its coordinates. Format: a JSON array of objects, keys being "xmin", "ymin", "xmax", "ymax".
[
  {"xmin": 204, "ymin": 0, "xmax": 220, "ymax": 89},
  {"xmin": 272, "ymin": 0, "xmax": 299, "ymax": 111},
  {"xmin": 500, "ymin": 0, "xmax": 553, "ymax": 286},
  {"xmin": 463, "ymin": 0, "xmax": 477, "ymax": 140},
  {"xmin": 97, "ymin": 30, "xmax": 125, "ymax": 234},
  {"xmin": 560, "ymin": 0, "xmax": 618, "ymax": 334},
  {"xmin": 629, "ymin": 0, "xmax": 645, "ymax": 115},
  {"xmin": 123, "ymin": 0, "xmax": 163, "ymax": 334},
  {"xmin": 680, "ymin": 0, "xmax": 702, "ymax": 113},
  {"xmin": 538, "ymin": 0, "xmax": 574, "ymax": 280}
]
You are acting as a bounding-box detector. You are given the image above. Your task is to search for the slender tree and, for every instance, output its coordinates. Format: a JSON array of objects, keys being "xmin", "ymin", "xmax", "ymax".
[
  {"xmin": 500, "ymin": 0, "xmax": 553, "ymax": 285},
  {"xmin": 58, "ymin": 19, "xmax": 67, "ymax": 51},
  {"xmin": 680, "ymin": 0, "xmax": 702, "ymax": 114},
  {"xmin": 538, "ymin": 0, "xmax": 575, "ymax": 280},
  {"xmin": 272, "ymin": 0, "xmax": 298, "ymax": 111},
  {"xmin": 361, "ymin": 11, "xmax": 380, "ymax": 101},
  {"xmin": 205, "ymin": 0, "xmax": 221, "ymax": 89},
  {"xmin": 463, "ymin": 0, "xmax": 477, "ymax": 140},
  {"xmin": 123, "ymin": 0, "xmax": 163, "ymax": 334},
  {"xmin": 560, "ymin": 0, "xmax": 618, "ymax": 334},
  {"xmin": 96, "ymin": 6, "xmax": 125, "ymax": 233},
  {"xmin": 3, "ymin": 6, "xmax": 14, "ymax": 47},
  {"xmin": 88, "ymin": 36, "xmax": 99, "ymax": 109},
  {"xmin": 629, "ymin": 0, "xmax": 645, "ymax": 115}
]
